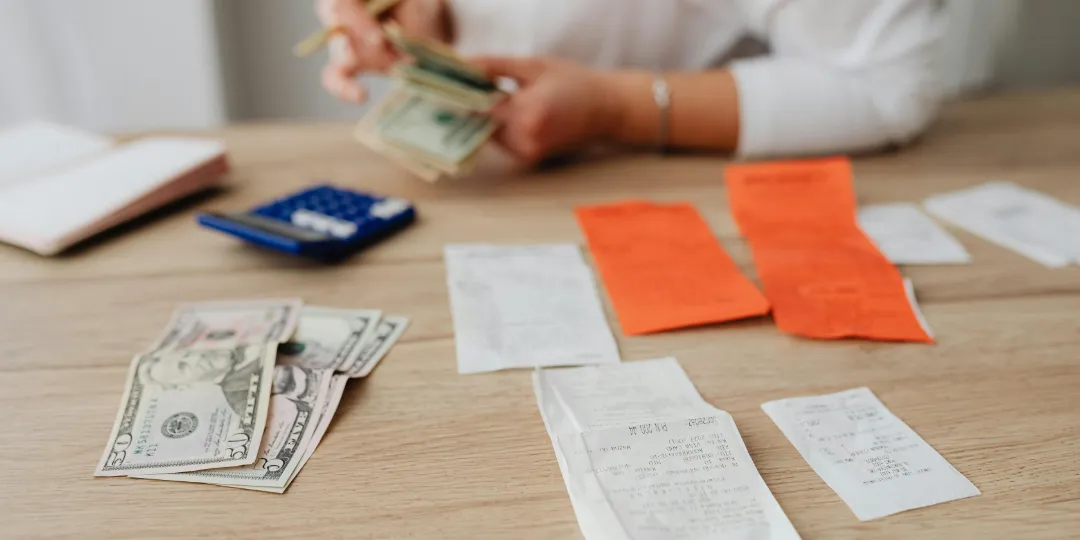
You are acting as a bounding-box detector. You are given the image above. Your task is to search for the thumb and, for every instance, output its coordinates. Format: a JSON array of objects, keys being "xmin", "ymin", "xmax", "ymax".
[{"xmin": 469, "ymin": 56, "xmax": 546, "ymax": 84}]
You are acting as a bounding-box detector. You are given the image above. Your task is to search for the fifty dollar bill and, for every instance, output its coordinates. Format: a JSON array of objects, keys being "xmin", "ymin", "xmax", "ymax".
[{"xmin": 95, "ymin": 344, "xmax": 277, "ymax": 476}]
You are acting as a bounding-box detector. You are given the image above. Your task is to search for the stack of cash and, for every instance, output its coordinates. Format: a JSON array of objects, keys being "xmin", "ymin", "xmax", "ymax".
[
  {"xmin": 355, "ymin": 24, "xmax": 503, "ymax": 182},
  {"xmin": 93, "ymin": 299, "xmax": 409, "ymax": 494}
]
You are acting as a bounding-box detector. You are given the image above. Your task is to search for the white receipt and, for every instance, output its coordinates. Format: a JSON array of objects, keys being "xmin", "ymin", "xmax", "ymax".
[
  {"xmin": 535, "ymin": 359, "xmax": 799, "ymax": 540},
  {"xmin": 902, "ymin": 279, "xmax": 934, "ymax": 340},
  {"xmin": 762, "ymin": 387, "xmax": 979, "ymax": 521},
  {"xmin": 445, "ymin": 244, "xmax": 620, "ymax": 374},
  {"xmin": 924, "ymin": 182, "xmax": 1080, "ymax": 267},
  {"xmin": 858, "ymin": 203, "xmax": 970, "ymax": 265}
]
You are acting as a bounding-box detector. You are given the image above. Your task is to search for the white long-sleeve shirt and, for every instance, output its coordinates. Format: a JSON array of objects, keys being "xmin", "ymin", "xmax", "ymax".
[{"xmin": 448, "ymin": 0, "xmax": 946, "ymax": 159}]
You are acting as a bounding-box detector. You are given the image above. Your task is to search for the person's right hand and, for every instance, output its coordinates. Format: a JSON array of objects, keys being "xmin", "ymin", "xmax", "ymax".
[{"xmin": 316, "ymin": 0, "xmax": 449, "ymax": 103}]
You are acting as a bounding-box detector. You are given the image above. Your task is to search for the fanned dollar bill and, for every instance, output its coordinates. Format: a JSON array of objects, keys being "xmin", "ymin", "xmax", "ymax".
[
  {"xmin": 134, "ymin": 365, "xmax": 334, "ymax": 489},
  {"xmin": 355, "ymin": 23, "xmax": 501, "ymax": 182},
  {"xmin": 278, "ymin": 307, "xmax": 382, "ymax": 372},
  {"xmin": 95, "ymin": 344, "xmax": 277, "ymax": 476},
  {"xmin": 346, "ymin": 315, "xmax": 410, "ymax": 377},
  {"xmin": 358, "ymin": 89, "xmax": 494, "ymax": 180},
  {"xmin": 233, "ymin": 374, "xmax": 351, "ymax": 493},
  {"xmin": 153, "ymin": 299, "xmax": 303, "ymax": 352}
]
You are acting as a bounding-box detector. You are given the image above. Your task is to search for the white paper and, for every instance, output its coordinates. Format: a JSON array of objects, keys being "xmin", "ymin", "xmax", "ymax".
[
  {"xmin": 445, "ymin": 244, "xmax": 620, "ymax": 374},
  {"xmin": 0, "ymin": 122, "xmax": 113, "ymax": 188},
  {"xmin": 762, "ymin": 387, "xmax": 979, "ymax": 521},
  {"xmin": 0, "ymin": 137, "xmax": 226, "ymax": 255},
  {"xmin": 534, "ymin": 358, "xmax": 712, "ymax": 438},
  {"xmin": 559, "ymin": 416, "xmax": 801, "ymax": 540},
  {"xmin": 902, "ymin": 279, "xmax": 934, "ymax": 339},
  {"xmin": 858, "ymin": 203, "xmax": 970, "ymax": 265},
  {"xmin": 924, "ymin": 182, "xmax": 1080, "ymax": 267},
  {"xmin": 534, "ymin": 359, "xmax": 799, "ymax": 540}
]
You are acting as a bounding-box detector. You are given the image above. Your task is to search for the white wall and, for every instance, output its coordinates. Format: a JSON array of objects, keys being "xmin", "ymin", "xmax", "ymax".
[
  {"xmin": 216, "ymin": 0, "xmax": 391, "ymax": 123},
  {"xmin": 0, "ymin": 0, "xmax": 226, "ymax": 133}
]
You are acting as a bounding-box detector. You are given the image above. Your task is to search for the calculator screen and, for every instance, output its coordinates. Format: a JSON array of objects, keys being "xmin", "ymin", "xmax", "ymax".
[{"xmin": 205, "ymin": 212, "xmax": 332, "ymax": 242}]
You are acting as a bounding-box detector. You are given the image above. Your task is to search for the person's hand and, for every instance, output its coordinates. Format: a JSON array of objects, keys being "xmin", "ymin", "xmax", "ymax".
[
  {"xmin": 316, "ymin": 0, "xmax": 449, "ymax": 103},
  {"xmin": 472, "ymin": 57, "xmax": 622, "ymax": 165}
]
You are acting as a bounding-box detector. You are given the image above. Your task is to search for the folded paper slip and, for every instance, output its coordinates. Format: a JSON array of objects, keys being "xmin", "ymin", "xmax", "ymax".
[
  {"xmin": 724, "ymin": 158, "xmax": 933, "ymax": 343},
  {"xmin": 575, "ymin": 201, "xmax": 769, "ymax": 336}
]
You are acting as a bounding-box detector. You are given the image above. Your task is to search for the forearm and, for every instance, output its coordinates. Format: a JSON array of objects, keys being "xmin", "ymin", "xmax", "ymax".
[{"xmin": 601, "ymin": 70, "xmax": 740, "ymax": 152}]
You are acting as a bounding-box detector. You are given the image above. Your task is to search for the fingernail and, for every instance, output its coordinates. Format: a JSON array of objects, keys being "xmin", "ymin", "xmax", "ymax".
[{"xmin": 364, "ymin": 32, "xmax": 383, "ymax": 48}]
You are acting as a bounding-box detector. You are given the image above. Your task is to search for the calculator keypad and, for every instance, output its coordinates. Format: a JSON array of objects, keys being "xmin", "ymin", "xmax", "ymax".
[{"xmin": 251, "ymin": 185, "xmax": 401, "ymax": 240}]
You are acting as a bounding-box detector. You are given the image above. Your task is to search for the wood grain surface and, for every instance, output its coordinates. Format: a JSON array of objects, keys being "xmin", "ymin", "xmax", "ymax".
[{"xmin": 2, "ymin": 88, "xmax": 1079, "ymax": 539}]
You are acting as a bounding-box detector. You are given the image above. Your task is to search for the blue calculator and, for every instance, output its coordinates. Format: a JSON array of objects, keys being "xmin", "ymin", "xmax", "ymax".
[{"xmin": 197, "ymin": 185, "xmax": 416, "ymax": 261}]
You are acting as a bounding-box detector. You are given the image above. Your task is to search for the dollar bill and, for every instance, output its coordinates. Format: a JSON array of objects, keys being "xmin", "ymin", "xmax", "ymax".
[
  {"xmin": 354, "ymin": 108, "xmax": 446, "ymax": 183},
  {"xmin": 375, "ymin": 90, "xmax": 495, "ymax": 166},
  {"xmin": 346, "ymin": 315, "xmax": 410, "ymax": 377},
  {"xmin": 134, "ymin": 365, "xmax": 334, "ymax": 489},
  {"xmin": 152, "ymin": 299, "xmax": 303, "ymax": 352},
  {"xmin": 278, "ymin": 307, "xmax": 382, "ymax": 372},
  {"xmin": 233, "ymin": 374, "xmax": 351, "ymax": 493},
  {"xmin": 383, "ymin": 22, "xmax": 495, "ymax": 92},
  {"xmin": 94, "ymin": 344, "xmax": 276, "ymax": 476}
]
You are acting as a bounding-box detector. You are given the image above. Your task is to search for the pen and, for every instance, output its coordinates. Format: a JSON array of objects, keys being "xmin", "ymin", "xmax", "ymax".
[{"xmin": 293, "ymin": 0, "xmax": 403, "ymax": 58}]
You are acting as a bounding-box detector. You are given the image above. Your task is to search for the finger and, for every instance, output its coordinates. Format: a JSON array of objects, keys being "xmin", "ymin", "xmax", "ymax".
[
  {"xmin": 317, "ymin": 0, "xmax": 389, "ymax": 60},
  {"xmin": 395, "ymin": 0, "xmax": 444, "ymax": 40},
  {"xmin": 469, "ymin": 56, "xmax": 547, "ymax": 84},
  {"xmin": 492, "ymin": 121, "xmax": 544, "ymax": 165},
  {"xmin": 322, "ymin": 63, "xmax": 368, "ymax": 103},
  {"xmin": 328, "ymin": 22, "xmax": 394, "ymax": 73}
]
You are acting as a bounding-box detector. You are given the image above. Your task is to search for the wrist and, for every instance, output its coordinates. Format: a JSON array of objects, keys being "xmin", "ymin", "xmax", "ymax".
[
  {"xmin": 596, "ymin": 71, "xmax": 657, "ymax": 146},
  {"xmin": 594, "ymin": 73, "xmax": 629, "ymax": 142}
]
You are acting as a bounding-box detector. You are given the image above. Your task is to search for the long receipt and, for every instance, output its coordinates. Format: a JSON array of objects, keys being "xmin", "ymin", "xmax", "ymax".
[
  {"xmin": 925, "ymin": 181, "xmax": 1080, "ymax": 267},
  {"xmin": 535, "ymin": 359, "xmax": 799, "ymax": 539},
  {"xmin": 445, "ymin": 244, "xmax": 620, "ymax": 374},
  {"xmin": 858, "ymin": 203, "xmax": 970, "ymax": 265},
  {"xmin": 762, "ymin": 387, "xmax": 979, "ymax": 521}
]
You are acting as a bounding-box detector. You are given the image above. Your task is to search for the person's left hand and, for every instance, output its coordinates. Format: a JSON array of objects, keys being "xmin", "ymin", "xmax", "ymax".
[{"xmin": 471, "ymin": 57, "xmax": 622, "ymax": 164}]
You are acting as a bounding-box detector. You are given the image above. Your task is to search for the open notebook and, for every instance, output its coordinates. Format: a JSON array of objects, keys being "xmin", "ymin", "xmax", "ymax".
[{"xmin": 0, "ymin": 123, "xmax": 228, "ymax": 256}]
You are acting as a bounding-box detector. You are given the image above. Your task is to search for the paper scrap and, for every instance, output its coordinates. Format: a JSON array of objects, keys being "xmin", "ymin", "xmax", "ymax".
[
  {"xmin": 444, "ymin": 244, "xmax": 620, "ymax": 374},
  {"xmin": 724, "ymin": 158, "xmax": 933, "ymax": 343},
  {"xmin": 534, "ymin": 359, "xmax": 799, "ymax": 540},
  {"xmin": 924, "ymin": 181, "xmax": 1080, "ymax": 268},
  {"xmin": 858, "ymin": 203, "xmax": 971, "ymax": 265},
  {"xmin": 762, "ymin": 387, "xmax": 979, "ymax": 521},
  {"xmin": 575, "ymin": 201, "xmax": 769, "ymax": 335}
]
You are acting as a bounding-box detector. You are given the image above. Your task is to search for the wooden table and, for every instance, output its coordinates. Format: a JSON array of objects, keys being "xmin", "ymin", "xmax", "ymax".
[{"xmin": 3, "ymin": 88, "xmax": 1080, "ymax": 539}]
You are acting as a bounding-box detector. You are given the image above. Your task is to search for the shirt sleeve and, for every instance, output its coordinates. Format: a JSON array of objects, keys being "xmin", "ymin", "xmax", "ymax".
[
  {"xmin": 446, "ymin": 0, "xmax": 542, "ymax": 57},
  {"xmin": 730, "ymin": 0, "xmax": 946, "ymax": 159}
]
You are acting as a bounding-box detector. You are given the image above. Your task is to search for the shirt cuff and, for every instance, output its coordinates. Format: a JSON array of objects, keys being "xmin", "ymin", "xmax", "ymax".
[
  {"xmin": 447, "ymin": 0, "xmax": 538, "ymax": 57},
  {"xmin": 730, "ymin": 56, "xmax": 890, "ymax": 159}
]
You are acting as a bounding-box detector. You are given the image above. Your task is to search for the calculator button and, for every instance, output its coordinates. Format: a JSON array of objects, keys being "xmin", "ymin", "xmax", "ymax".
[
  {"xmin": 291, "ymin": 209, "xmax": 358, "ymax": 239},
  {"xmin": 370, "ymin": 198, "xmax": 410, "ymax": 219}
]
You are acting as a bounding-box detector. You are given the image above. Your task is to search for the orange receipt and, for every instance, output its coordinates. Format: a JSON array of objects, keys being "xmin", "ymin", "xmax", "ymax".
[
  {"xmin": 575, "ymin": 201, "xmax": 770, "ymax": 336},
  {"xmin": 724, "ymin": 157, "xmax": 933, "ymax": 343}
]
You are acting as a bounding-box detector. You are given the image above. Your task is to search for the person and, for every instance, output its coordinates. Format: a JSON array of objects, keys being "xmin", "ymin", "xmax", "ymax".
[
  {"xmin": 140, "ymin": 348, "xmax": 262, "ymax": 416},
  {"xmin": 316, "ymin": 0, "xmax": 945, "ymax": 163}
]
